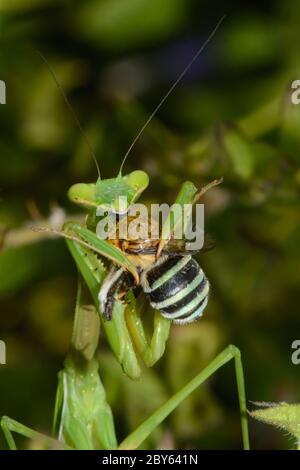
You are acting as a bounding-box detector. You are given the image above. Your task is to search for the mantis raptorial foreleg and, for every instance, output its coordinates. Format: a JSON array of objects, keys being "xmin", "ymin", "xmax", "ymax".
[
  {"xmin": 123, "ymin": 180, "xmax": 208, "ymax": 367},
  {"xmin": 118, "ymin": 344, "xmax": 250, "ymax": 450},
  {"xmin": 65, "ymin": 233, "xmax": 142, "ymax": 379},
  {"xmin": 64, "ymin": 223, "xmax": 171, "ymax": 378},
  {"xmin": 125, "ymin": 291, "xmax": 171, "ymax": 367}
]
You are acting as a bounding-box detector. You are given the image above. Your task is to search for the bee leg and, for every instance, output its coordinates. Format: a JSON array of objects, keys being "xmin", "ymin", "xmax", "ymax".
[{"xmin": 98, "ymin": 266, "xmax": 134, "ymax": 321}]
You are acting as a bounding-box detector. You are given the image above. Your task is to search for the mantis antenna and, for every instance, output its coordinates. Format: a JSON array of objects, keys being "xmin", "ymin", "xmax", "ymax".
[
  {"xmin": 118, "ymin": 15, "xmax": 226, "ymax": 175},
  {"xmin": 36, "ymin": 50, "xmax": 101, "ymax": 180}
]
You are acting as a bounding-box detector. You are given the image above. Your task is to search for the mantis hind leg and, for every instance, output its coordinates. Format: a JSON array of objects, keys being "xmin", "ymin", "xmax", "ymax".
[
  {"xmin": 1, "ymin": 416, "xmax": 66, "ymax": 450},
  {"xmin": 118, "ymin": 344, "xmax": 250, "ymax": 450}
]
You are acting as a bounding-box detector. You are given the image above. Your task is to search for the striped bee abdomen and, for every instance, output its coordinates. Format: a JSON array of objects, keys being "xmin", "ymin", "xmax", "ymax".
[{"xmin": 141, "ymin": 255, "xmax": 209, "ymax": 325}]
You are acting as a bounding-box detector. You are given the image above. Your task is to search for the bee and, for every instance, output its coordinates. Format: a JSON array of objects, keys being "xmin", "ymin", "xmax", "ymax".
[{"xmin": 99, "ymin": 214, "xmax": 210, "ymax": 325}]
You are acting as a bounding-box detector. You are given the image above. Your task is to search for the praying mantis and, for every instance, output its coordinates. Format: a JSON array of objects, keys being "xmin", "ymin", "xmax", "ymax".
[{"xmin": 0, "ymin": 17, "xmax": 250, "ymax": 450}]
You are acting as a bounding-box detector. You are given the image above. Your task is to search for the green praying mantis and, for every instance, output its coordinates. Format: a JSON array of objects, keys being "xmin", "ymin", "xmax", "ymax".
[
  {"xmin": 1, "ymin": 17, "xmax": 250, "ymax": 450},
  {"xmin": 1, "ymin": 171, "xmax": 250, "ymax": 450}
]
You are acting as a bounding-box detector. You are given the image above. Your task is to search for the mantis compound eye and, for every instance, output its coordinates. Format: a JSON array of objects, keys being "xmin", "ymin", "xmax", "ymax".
[
  {"xmin": 125, "ymin": 170, "xmax": 149, "ymax": 192},
  {"xmin": 67, "ymin": 183, "xmax": 96, "ymax": 206}
]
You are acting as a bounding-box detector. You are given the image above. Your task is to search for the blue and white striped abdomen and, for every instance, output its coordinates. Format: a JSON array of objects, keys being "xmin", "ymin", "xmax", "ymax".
[{"xmin": 141, "ymin": 255, "xmax": 209, "ymax": 324}]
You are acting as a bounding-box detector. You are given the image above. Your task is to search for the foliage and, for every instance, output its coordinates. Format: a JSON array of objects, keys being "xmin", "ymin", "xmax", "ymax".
[{"xmin": 0, "ymin": 0, "xmax": 300, "ymax": 449}]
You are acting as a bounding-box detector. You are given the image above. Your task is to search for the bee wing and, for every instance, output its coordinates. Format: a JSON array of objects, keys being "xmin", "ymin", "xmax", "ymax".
[{"xmin": 161, "ymin": 233, "xmax": 215, "ymax": 256}]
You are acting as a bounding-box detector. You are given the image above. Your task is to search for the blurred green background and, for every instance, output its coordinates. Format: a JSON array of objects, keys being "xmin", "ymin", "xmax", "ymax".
[{"xmin": 0, "ymin": 0, "xmax": 300, "ymax": 450}]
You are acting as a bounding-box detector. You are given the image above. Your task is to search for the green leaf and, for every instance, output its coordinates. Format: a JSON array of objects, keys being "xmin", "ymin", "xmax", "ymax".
[
  {"xmin": 219, "ymin": 123, "xmax": 256, "ymax": 180},
  {"xmin": 74, "ymin": 0, "xmax": 188, "ymax": 51},
  {"xmin": 250, "ymin": 402, "xmax": 300, "ymax": 445},
  {"xmin": 280, "ymin": 88, "xmax": 300, "ymax": 161}
]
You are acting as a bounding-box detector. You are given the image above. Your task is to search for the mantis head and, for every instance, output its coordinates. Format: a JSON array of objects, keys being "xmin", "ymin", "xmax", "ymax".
[{"xmin": 68, "ymin": 170, "xmax": 149, "ymax": 213}]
